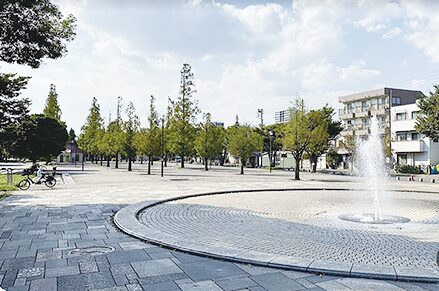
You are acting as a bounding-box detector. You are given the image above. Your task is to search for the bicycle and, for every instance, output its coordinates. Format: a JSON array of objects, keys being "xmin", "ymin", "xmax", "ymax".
[{"xmin": 17, "ymin": 167, "xmax": 57, "ymax": 190}]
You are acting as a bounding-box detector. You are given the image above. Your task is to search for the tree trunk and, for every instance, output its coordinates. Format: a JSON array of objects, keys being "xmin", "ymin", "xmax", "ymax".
[
  {"xmin": 128, "ymin": 157, "xmax": 132, "ymax": 171},
  {"xmin": 100, "ymin": 155, "xmax": 103, "ymax": 166},
  {"xmin": 181, "ymin": 156, "xmax": 185, "ymax": 168},
  {"xmin": 312, "ymin": 161, "xmax": 317, "ymax": 173},
  {"xmin": 147, "ymin": 156, "xmax": 151, "ymax": 175},
  {"xmin": 115, "ymin": 153, "xmax": 119, "ymax": 169},
  {"xmin": 204, "ymin": 157, "xmax": 208, "ymax": 171},
  {"xmin": 140, "ymin": 157, "xmax": 143, "ymax": 164},
  {"xmin": 106, "ymin": 156, "xmax": 110, "ymax": 167},
  {"xmin": 295, "ymin": 157, "xmax": 300, "ymax": 180},
  {"xmin": 240, "ymin": 163, "xmax": 244, "ymax": 175},
  {"xmin": 164, "ymin": 153, "xmax": 168, "ymax": 167}
]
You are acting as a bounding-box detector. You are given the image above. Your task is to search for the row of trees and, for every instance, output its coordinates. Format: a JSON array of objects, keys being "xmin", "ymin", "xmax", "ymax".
[
  {"xmin": 78, "ymin": 64, "xmax": 341, "ymax": 179},
  {"xmin": 0, "ymin": 0, "xmax": 76, "ymax": 162}
]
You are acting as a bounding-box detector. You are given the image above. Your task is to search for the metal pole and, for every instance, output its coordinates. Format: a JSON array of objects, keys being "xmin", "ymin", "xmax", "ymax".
[
  {"xmin": 161, "ymin": 117, "xmax": 164, "ymax": 178},
  {"xmin": 269, "ymin": 135, "xmax": 272, "ymax": 173}
]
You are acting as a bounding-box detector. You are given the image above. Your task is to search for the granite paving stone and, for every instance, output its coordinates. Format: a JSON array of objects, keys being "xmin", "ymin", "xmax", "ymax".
[
  {"xmin": 178, "ymin": 280, "xmax": 223, "ymax": 291},
  {"xmin": 29, "ymin": 278, "xmax": 57, "ymax": 291},
  {"xmin": 140, "ymin": 280, "xmax": 180, "ymax": 291},
  {"xmin": 178, "ymin": 260, "xmax": 247, "ymax": 281},
  {"xmin": 251, "ymin": 272, "xmax": 305, "ymax": 291},
  {"xmin": 106, "ymin": 250, "xmax": 150, "ymax": 265},
  {"xmin": 45, "ymin": 265, "xmax": 80, "ymax": 278},
  {"xmin": 57, "ymin": 270, "xmax": 116, "ymax": 291},
  {"xmin": 131, "ymin": 258, "xmax": 182, "ymax": 278},
  {"xmin": 215, "ymin": 276, "xmax": 259, "ymax": 290}
]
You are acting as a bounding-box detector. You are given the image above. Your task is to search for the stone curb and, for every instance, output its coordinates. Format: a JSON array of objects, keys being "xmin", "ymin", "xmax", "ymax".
[{"xmin": 114, "ymin": 188, "xmax": 439, "ymax": 283}]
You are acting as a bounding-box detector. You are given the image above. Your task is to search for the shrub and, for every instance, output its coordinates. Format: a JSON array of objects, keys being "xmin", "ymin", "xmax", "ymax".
[{"xmin": 395, "ymin": 164, "xmax": 423, "ymax": 174}]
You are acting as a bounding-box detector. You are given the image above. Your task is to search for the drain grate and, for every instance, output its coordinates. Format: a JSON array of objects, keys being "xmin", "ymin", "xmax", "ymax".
[{"xmin": 68, "ymin": 245, "xmax": 115, "ymax": 256}]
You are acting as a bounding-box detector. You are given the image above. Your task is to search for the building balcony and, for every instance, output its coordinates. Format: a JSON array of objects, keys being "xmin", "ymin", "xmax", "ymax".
[
  {"xmin": 338, "ymin": 109, "xmax": 354, "ymax": 119},
  {"xmin": 392, "ymin": 140, "xmax": 425, "ymax": 153},
  {"xmin": 370, "ymin": 106, "xmax": 389, "ymax": 116},
  {"xmin": 341, "ymin": 129, "xmax": 354, "ymax": 136},
  {"xmin": 355, "ymin": 109, "xmax": 370, "ymax": 118}
]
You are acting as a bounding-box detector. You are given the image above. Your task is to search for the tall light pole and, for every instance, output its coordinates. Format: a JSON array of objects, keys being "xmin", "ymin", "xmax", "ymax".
[
  {"xmin": 269, "ymin": 130, "xmax": 274, "ymax": 173},
  {"xmin": 161, "ymin": 116, "xmax": 165, "ymax": 178},
  {"xmin": 257, "ymin": 108, "xmax": 264, "ymax": 127}
]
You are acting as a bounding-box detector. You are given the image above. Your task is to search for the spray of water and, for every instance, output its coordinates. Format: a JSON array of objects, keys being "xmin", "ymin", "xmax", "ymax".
[{"xmin": 355, "ymin": 116, "xmax": 388, "ymax": 221}]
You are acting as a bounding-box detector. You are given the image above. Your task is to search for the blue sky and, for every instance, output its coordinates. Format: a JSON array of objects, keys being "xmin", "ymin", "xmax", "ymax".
[{"xmin": 1, "ymin": 0, "xmax": 439, "ymax": 132}]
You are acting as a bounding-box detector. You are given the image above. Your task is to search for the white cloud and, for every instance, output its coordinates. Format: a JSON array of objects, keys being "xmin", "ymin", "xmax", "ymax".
[{"xmin": 383, "ymin": 27, "xmax": 402, "ymax": 39}]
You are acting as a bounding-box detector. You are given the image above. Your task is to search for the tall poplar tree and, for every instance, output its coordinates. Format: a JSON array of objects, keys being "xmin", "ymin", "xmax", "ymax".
[
  {"xmin": 168, "ymin": 64, "xmax": 199, "ymax": 168},
  {"xmin": 145, "ymin": 95, "xmax": 161, "ymax": 174},
  {"xmin": 43, "ymin": 84, "xmax": 62, "ymax": 121},
  {"xmin": 124, "ymin": 102, "xmax": 139, "ymax": 171},
  {"xmin": 78, "ymin": 97, "xmax": 103, "ymax": 162}
]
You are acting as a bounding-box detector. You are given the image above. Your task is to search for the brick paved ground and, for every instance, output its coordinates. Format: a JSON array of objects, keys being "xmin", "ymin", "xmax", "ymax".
[{"xmin": 0, "ymin": 162, "xmax": 438, "ymax": 290}]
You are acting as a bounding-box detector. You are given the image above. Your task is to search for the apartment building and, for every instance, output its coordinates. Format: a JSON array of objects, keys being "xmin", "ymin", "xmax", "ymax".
[
  {"xmin": 338, "ymin": 88, "xmax": 423, "ymax": 137},
  {"xmin": 274, "ymin": 108, "xmax": 294, "ymax": 124},
  {"xmin": 391, "ymin": 103, "xmax": 439, "ymax": 170}
]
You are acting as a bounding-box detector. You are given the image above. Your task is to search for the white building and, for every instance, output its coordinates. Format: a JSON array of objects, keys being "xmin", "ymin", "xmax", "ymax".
[{"xmin": 391, "ymin": 103, "xmax": 439, "ymax": 171}]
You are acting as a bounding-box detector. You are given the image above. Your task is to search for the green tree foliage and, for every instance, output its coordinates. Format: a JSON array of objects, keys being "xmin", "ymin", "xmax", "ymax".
[
  {"xmin": 227, "ymin": 124, "xmax": 263, "ymax": 174},
  {"xmin": 415, "ymin": 85, "xmax": 439, "ymax": 140},
  {"xmin": 195, "ymin": 113, "xmax": 227, "ymax": 171},
  {"xmin": 0, "ymin": 73, "xmax": 30, "ymax": 159},
  {"xmin": 78, "ymin": 97, "xmax": 103, "ymax": 161},
  {"xmin": 282, "ymin": 98, "xmax": 328, "ymax": 180},
  {"xmin": 168, "ymin": 64, "xmax": 199, "ymax": 168},
  {"xmin": 68, "ymin": 128, "xmax": 76, "ymax": 143},
  {"xmin": 257, "ymin": 123, "xmax": 285, "ymax": 168},
  {"xmin": 146, "ymin": 96, "xmax": 161, "ymax": 174},
  {"xmin": 11, "ymin": 114, "xmax": 67, "ymax": 163},
  {"xmin": 0, "ymin": 0, "xmax": 76, "ymax": 68},
  {"xmin": 305, "ymin": 108, "xmax": 336, "ymax": 173},
  {"xmin": 43, "ymin": 84, "xmax": 62, "ymax": 121},
  {"xmin": 101, "ymin": 120, "xmax": 125, "ymax": 168},
  {"xmin": 124, "ymin": 102, "xmax": 139, "ymax": 172}
]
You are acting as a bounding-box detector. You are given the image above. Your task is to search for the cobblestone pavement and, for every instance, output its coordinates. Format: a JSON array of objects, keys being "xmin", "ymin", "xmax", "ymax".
[
  {"xmin": 0, "ymin": 162, "xmax": 438, "ymax": 290},
  {"xmin": 131, "ymin": 189, "xmax": 439, "ymax": 281}
]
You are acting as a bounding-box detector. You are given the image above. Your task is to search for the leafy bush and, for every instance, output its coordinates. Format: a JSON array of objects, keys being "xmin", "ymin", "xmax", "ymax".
[{"xmin": 395, "ymin": 164, "xmax": 423, "ymax": 174}]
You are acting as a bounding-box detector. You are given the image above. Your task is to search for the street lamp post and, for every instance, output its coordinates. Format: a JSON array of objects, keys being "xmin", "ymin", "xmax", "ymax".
[
  {"xmin": 269, "ymin": 130, "xmax": 273, "ymax": 173},
  {"xmin": 161, "ymin": 116, "xmax": 165, "ymax": 178}
]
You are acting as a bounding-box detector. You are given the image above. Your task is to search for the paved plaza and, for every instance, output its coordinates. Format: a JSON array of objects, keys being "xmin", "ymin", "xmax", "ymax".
[{"xmin": 0, "ymin": 162, "xmax": 439, "ymax": 290}]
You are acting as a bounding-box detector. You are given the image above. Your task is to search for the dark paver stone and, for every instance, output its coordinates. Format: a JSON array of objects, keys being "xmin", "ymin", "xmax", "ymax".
[
  {"xmin": 29, "ymin": 278, "xmax": 57, "ymax": 291},
  {"xmin": 178, "ymin": 260, "xmax": 247, "ymax": 281},
  {"xmin": 58, "ymin": 270, "xmax": 116, "ymax": 291},
  {"xmin": 141, "ymin": 280, "xmax": 180, "ymax": 291},
  {"xmin": 216, "ymin": 276, "xmax": 259, "ymax": 290},
  {"xmin": 251, "ymin": 272, "xmax": 305, "ymax": 291},
  {"xmin": 107, "ymin": 250, "xmax": 150, "ymax": 265}
]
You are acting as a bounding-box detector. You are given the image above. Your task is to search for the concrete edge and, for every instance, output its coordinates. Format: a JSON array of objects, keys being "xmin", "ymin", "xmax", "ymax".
[{"xmin": 113, "ymin": 188, "xmax": 439, "ymax": 284}]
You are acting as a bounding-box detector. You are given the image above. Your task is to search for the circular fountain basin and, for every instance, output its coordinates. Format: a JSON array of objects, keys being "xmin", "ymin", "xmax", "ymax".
[
  {"xmin": 339, "ymin": 213, "xmax": 411, "ymax": 224},
  {"xmin": 114, "ymin": 188, "xmax": 439, "ymax": 282}
]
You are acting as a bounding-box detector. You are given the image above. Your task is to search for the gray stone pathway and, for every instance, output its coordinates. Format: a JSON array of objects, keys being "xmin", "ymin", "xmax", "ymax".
[{"xmin": 0, "ymin": 163, "xmax": 438, "ymax": 290}]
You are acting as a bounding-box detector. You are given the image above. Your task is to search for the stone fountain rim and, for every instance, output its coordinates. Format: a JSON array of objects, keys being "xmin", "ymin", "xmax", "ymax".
[{"xmin": 114, "ymin": 187, "xmax": 439, "ymax": 283}]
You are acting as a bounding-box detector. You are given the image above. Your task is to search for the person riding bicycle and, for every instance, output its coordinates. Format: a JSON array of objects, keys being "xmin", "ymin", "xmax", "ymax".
[{"xmin": 34, "ymin": 165, "xmax": 44, "ymax": 184}]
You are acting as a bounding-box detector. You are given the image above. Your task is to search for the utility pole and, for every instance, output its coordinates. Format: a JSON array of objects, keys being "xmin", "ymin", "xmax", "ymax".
[
  {"xmin": 257, "ymin": 108, "xmax": 264, "ymax": 127},
  {"xmin": 161, "ymin": 116, "xmax": 165, "ymax": 177}
]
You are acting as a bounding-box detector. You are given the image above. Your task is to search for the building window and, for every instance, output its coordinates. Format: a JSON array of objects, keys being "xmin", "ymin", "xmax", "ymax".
[
  {"xmin": 411, "ymin": 111, "xmax": 420, "ymax": 119},
  {"xmin": 411, "ymin": 133, "xmax": 420, "ymax": 140},
  {"xmin": 397, "ymin": 154, "xmax": 407, "ymax": 165},
  {"xmin": 392, "ymin": 96, "xmax": 401, "ymax": 106},
  {"xmin": 395, "ymin": 112, "xmax": 407, "ymax": 121},
  {"xmin": 397, "ymin": 132, "xmax": 407, "ymax": 141}
]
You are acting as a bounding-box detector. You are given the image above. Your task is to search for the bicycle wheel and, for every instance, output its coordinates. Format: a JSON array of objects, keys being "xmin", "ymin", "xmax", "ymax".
[
  {"xmin": 45, "ymin": 177, "xmax": 56, "ymax": 188},
  {"xmin": 17, "ymin": 179, "xmax": 31, "ymax": 190}
]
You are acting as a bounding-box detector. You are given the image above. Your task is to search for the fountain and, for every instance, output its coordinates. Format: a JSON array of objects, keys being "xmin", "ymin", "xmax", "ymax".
[{"xmin": 339, "ymin": 116, "xmax": 410, "ymax": 224}]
